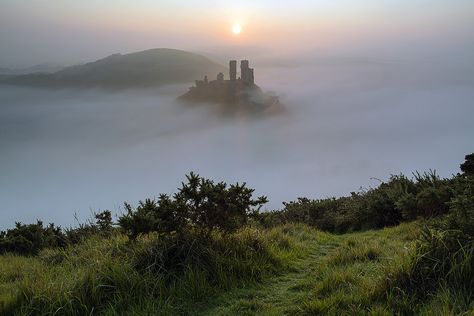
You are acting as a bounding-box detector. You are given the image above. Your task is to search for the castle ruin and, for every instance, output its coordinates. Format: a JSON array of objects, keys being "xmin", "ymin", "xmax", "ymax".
[
  {"xmin": 192, "ymin": 60, "xmax": 255, "ymax": 88},
  {"xmin": 180, "ymin": 59, "xmax": 281, "ymax": 111}
]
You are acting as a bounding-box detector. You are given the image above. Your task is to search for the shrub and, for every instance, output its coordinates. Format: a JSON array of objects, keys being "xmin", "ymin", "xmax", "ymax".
[
  {"xmin": 363, "ymin": 185, "xmax": 401, "ymax": 229},
  {"xmin": 119, "ymin": 172, "xmax": 268, "ymax": 238},
  {"xmin": 178, "ymin": 173, "xmax": 268, "ymax": 235},
  {"xmin": 307, "ymin": 198, "xmax": 341, "ymax": 231},
  {"xmin": 396, "ymin": 193, "xmax": 417, "ymax": 220},
  {"xmin": 0, "ymin": 221, "xmax": 67, "ymax": 255},
  {"xmin": 277, "ymin": 182, "xmax": 405, "ymax": 233},
  {"xmin": 447, "ymin": 177, "xmax": 474, "ymax": 238},
  {"xmin": 460, "ymin": 153, "xmax": 474, "ymax": 175},
  {"xmin": 65, "ymin": 210, "xmax": 116, "ymax": 245},
  {"xmin": 0, "ymin": 211, "xmax": 116, "ymax": 256},
  {"xmin": 415, "ymin": 186, "xmax": 451, "ymax": 217},
  {"xmin": 280, "ymin": 198, "xmax": 311, "ymax": 224},
  {"xmin": 249, "ymin": 210, "xmax": 285, "ymax": 228},
  {"xmin": 272, "ymin": 171, "xmax": 456, "ymax": 233},
  {"xmin": 95, "ymin": 210, "xmax": 113, "ymax": 232},
  {"xmin": 118, "ymin": 196, "xmax": 187, "ymax": 239}
]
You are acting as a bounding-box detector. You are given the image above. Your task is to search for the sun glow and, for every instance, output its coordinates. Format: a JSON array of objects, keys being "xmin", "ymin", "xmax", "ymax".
[{"xmin": 232, "ymin": 23, "xmax": 242, "ymax": 34}]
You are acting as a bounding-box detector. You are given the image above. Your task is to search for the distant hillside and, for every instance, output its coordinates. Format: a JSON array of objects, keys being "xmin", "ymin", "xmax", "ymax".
[
  {"xmin": 0, "ymin": 49, "xmax": 226, "ymax": 89},
  {"xmin": 0, "ymin": 63, "xmax": 64, "ymax": 75}
]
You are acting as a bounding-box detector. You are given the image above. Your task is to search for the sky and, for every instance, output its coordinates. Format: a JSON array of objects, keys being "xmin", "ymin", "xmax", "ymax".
[{"xmin": 1, "ymin": 0, "xmax": 474, "ymax": 67}]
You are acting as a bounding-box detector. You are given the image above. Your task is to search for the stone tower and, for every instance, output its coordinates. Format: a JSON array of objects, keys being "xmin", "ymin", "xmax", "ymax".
[
  {"xmin": 229, "ymin": 60, "xmax": 237, "ymax": 81},
  {"xmin": 240, "ymin": 60, "xmax": 254, "ymax": 85},
  {"xmin": 241, "ymin": 60, "xmax": 249, "ymax": 82}
]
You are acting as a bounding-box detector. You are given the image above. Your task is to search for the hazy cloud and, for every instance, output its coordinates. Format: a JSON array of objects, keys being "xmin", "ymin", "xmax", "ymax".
[{"xmin": 1, "ymin": 59, "xmax": 473, "ymax": 228}]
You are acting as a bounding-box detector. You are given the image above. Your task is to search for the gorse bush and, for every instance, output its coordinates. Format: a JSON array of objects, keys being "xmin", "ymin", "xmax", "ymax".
[
  {"xmin": 119, "ymin": 197, "xmax": 187, "ymax": 239},
  {"xmin": 119, "ymin": 172, "xmax": 268, "ymax": 238},
  {"xmin": 460, "ymin": 153, "xmax": 474, "ymax": 175},
  {"xmin": 0, "ymin": 221, "xmax": 66, "ymax": 256},
  {"xmin": 254, "ymin": 171, "xmax": 454, "ymax": 233},
  {"xmin": 0, "ymin": 211, "xmax": 115, "ymax": 256},
  {"xmin": 65, "ymin": 210, "xmax": 116, "ymax": 244},
  {"xmin": 94, "ymin": 210, "xmax": 113, "ymax": 232}
]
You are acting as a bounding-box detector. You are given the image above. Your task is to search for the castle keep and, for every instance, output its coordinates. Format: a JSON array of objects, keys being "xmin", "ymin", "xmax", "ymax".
[
  {"xmin": 229, "ymin": 60, "xmax": 237, "ymax": 81},
  {"xmin": 239, "ymin": 60, "xmax": 254, "ymax": 85}
]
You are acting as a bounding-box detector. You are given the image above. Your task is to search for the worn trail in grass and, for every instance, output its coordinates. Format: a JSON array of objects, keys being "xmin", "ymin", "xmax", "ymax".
[
  {"xmin": 196, "ymin": 233, "xmax": 342, "ymax": 316},
  {"xmin": 197, "ymin": 222, "xmax": 419, "ymax": 315}
]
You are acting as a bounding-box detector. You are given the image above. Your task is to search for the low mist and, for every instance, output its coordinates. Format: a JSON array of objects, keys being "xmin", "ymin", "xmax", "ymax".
[{"xmin": 1, "ymin": 60, "xmax": 473, "ymax": 229}]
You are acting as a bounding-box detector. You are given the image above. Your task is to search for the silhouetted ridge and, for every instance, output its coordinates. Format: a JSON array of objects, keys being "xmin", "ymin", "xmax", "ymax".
[{"xmin": 0, "ymin": 48, "xmax": 226, "ymax": 89}]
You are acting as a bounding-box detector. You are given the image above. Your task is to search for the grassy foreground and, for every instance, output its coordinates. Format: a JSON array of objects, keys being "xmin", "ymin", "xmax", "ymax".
[
  {"xmin": 196, "ymin": 222, "xmax": 422, "ymax": 316},
  {"xmin": 2, "ymin": 221, "xmax": 473, "ymax": 315},
  {"xmin": 2, "ymin": 221, "xmax": 458, "ymax": 315},
  {"xmin": 0, "ymin": 224, "xmax": 319, "ymax": 315}
]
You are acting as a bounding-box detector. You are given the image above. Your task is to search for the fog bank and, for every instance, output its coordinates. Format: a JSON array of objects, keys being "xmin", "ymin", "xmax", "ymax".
[{"xmin": 1, "ymin": 60, "xmax": 473, "ymax": 228}]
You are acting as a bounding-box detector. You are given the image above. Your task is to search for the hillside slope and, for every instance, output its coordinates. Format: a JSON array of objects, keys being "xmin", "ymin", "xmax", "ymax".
[
  {"xmin": 0, "ymin": 222, "xmax": 429, "ymax": 315},
  {"xmin": 1, "ymin": 48, "xmax": 226, "ymax": 89},
  {"xmin": 2, "ymin": 221, "xmax": 473, "ymax": 315}
]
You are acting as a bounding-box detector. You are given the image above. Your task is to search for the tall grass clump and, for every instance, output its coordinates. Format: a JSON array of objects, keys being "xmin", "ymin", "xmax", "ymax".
[
  {"xmin": 382, "ymin": 155, "xmax": 474, "ymax": 314},
  {"xmin": 134, "ymin": 227, "xmax": 280, "ymax": 287}
]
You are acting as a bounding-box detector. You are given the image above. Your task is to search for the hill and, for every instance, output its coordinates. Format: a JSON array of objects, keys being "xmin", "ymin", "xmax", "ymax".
[{"xmin": 0, "ymin": 49, "xmax": 226, "ymax": 89}]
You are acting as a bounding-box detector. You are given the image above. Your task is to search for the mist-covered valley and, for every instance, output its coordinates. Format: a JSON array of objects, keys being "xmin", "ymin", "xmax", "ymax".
[{"xmin": 1, "ymin": 60, "xmax": 473, "ymax": 229}]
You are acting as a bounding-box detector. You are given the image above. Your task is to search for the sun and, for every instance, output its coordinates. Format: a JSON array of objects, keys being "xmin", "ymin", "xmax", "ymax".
[{"xmin": 232, "ymin": 23, "xmax": 242, "ymax": 35}]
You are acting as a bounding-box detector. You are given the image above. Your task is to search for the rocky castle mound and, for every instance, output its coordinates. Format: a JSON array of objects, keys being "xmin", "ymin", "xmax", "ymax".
[{"xmin": 178, "ymin": 60, "xmax": 283, "ymax": 116}]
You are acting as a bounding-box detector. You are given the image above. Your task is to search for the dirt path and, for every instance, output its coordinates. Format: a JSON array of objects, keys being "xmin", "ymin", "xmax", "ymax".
[{"xmin": 196, "ymin": 236, "xmax": 342, "ymax": 315}]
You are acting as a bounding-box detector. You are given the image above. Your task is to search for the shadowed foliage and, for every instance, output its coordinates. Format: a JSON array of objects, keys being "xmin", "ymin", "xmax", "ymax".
[{"xmin": 118, "ymin": 172, "xmax": 268, "ymax": 239}]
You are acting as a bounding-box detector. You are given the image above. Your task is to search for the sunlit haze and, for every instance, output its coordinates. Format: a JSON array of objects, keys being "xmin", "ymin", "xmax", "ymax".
[
  {"xmin": 232, "ymin": 23, "xmax": 242, "ymax": 35},
  {"xmin": 1, "ymin": 0, "xmax": 474, "ymax": 66}
]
